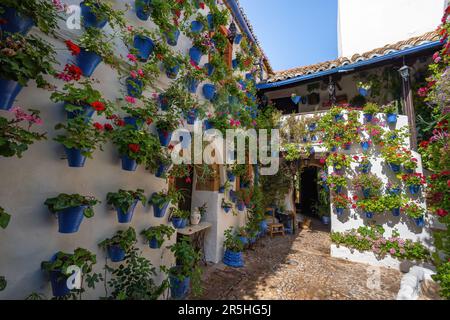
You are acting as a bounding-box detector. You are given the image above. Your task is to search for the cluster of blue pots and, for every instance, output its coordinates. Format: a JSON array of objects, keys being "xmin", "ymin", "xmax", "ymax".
[{"xmin": 223, "ymin": 250, "xmax": 244, "ymax": 268}]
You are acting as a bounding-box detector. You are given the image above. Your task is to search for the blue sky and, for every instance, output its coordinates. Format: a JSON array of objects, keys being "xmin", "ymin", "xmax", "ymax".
[{"xmin": 239, "ymin": 0, "xmax": 338, "ymax": 71}]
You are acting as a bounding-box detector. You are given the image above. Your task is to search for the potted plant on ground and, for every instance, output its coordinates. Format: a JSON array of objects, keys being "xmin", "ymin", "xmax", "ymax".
[
  {"xmin": 149, "ymin": 189, "xmax": 183, "ymax": 218},
  {"xmin": 141, "ymin": 225, "xmax": 175, "ymax": 249},
  {"xmin": 326, "ymin": 173, "xmax": 346, "ymax": 194},
  {"xmin": 362, "ymin": 102, "xmax": 380, "ymax": 123},
  {"xmin": 164, "ymin": 236, "xmax": 202, "ymax": 299},
  {"xmin": 44, "ymin": 193, "xmax": 100, "ymax": 233},
  {"xmin": 401, "ymin": 173, "xmax": 426, "ymax": 195},
  {"xmin": 155, "ymin": 113, "xmax": 179, "ymax": 147},
  {"xmin": 382, "ymin": 195, "xmax": 405, "ymax": 217},
  {"xmin": 41, "ymin": 248, "xmax": 100, "ymax": 298},
  {"xmin": 352, "ymin": 173, "xmax": 383, "ymax": 199},
  {"xmin": 170, "ymin": 207, "xmax": 190, "ymax": 229},
  {"xmin": 191, "ymin": 203, "xmax": 207, "ymax": 225},
  {"xmin": 0, "ymin": 108, "xmax": 46, "ymax": 158},
  {"xmin": 382, "ymin": 101, "xmax": 399, "ymax": 124},
  {"xmin": 223, "ymin": 227, "xmax": 245, "ymax": 267},
  {"xmin": 0, "ymin": 0, "xmax": 61, "ymax": 34},
  {"xmin": 98, "ymin": 228, "xmax": 137, "ymax": 262},
  {"xmin": 0, "ymin": 33, "xmax": 55, "ymax": 110},
  {"xmin": 54, "ymin": 117, "xmax": 108, "ymax": 167},
  {"xmin": 356, "ymin": 197, "xmax": 386, "ymax": 219},
  {"xmin": 221, "ymin": 199, "xmax": 233, "ymax": 213},
  {"xmin": 110, "ymin": 126, "xmax": 161, "ymax": 171},
  {"xmin": 402, "ymin": 202, "xmax": 426, "ymax": 227},
  {"xmin": 106, "ymin": 189, "xmax": 146, "ymax": 224},
  {"xmin": 333, "ymin": 194, "xmax": 352, "ymax": 216}
]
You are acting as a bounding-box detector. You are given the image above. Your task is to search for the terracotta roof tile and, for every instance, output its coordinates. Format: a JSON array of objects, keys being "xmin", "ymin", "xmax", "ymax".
[{"xmin": 266, "ymin": 31, "xmax": 440, "ymax": 83}]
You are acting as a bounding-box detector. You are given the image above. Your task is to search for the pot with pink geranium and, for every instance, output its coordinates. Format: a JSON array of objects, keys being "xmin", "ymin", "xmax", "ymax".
[
  {"xmin": 402, "ymin": 152, "xmax": 419, "ymax": 173},
  {"xmin": 352, "ymin": 173, "xmax": 383, "ymax": 199},
  {"xmin": 326, "ymin": 153, "xmax": 352, "ymax": 175},
  {"xmin": 333, "ymin": 194, "xmax": 352, "ymax": 216},
  {"xmin": 401, "ymin": 173, "xmax": 426, "ymax": 195},
  {"xmin": 402, "ymin": 202, "xmax": 426, "ymax": 227},
  {"xmin": 326, "ymin": 173, "xmax": 347, "ymax": 194}
]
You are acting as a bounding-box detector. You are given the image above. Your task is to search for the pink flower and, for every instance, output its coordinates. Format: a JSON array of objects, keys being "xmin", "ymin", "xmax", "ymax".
[
  {"xmin": 52, "ymin": 0, "xmax": 64, "ymax": 11},
  {"xmin": 127, "ymin": 26, "xmax": 134, "ymax": 32},
  {"xmin": 130, "ymin": 71, "xmax": 137, "ymax": 79},
  {"xmin": 389, "ymin": 248, "xmax": 396, "ymax": 255},
  {"xmin": 137, "ymin": 69, "xmax": 144, "ymax": 77},
  {"xmin": 127, "ymin": 54, "xmax": 137, "ymax": 63},
  {"xmin": 125, "ymin": 96, "xmax": 136, "ymax": 104}
]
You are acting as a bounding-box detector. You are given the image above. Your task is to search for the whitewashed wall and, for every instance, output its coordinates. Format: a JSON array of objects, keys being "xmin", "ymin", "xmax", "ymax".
[{"xmin": 0, "ymin": 0, "xmax": 254, "ymax": 299}]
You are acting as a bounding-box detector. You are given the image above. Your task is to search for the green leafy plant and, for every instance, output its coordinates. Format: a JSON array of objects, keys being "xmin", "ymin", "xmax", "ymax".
[
  {"xmin": 352, "ymin": 173, "xmax": 383, "ymax": 196},
  {"xmin": 0, "ymin": 33, "xmax": 56, "ymax": 87},
  {"xmin": 155, "ymin": 112, "xmax": 180, "ymax": 134},
  {"xmin": 149, "ymin": 189, "xmax": 183, "ymax": 209},
  {"xmin": 382, "ymin": 101, "xmax": 399, "ymax": 114},
  {"xmin": 98, "ymin": 227, "xmax": 137, "ymax": 253},
  {"xmin": 81, "ymin": 0, "xmax": 126, "ymax": 29},
  {"xmin": 283, "ymin": 143, "xmax": 301, "ymax": 162},
  {"xmin": 224, "ymin": 227, "xmax": 244, "ymax": 253},
  {"xmin": 326, "ymin": 173, "xmax": 347, "ymax": 192},
  {"xmin": 106, "ymin": 189, "xmax": 146, "ymax": 215},
  {"xmin": 401, "ymin": 173, "xmax": 426, "ymax": 187},
  {"xmin": 381, "ymin": 145, "xmax": 405, "ymax": 166},
  {"xmin": 402, "ymin": 202, "xmax": 425, "ymax": 219},
  {"xmin": 0, "ymin": 206, "xmax": 11, "ymax": 229},
  {"xmin": 357, "ymin": 198, "xmax": 386, "ymax": 214},
  {"xmin": 0, "ymin": 108, "xmax": 46, "ymax": 158},
  {"xmin": 382, "ymin": 195, "xmax": 405, "ymax": 210},
  {"xmin": 77, "ymin": 27, "xmax": 115, "ymax": 66},
  {"xmin": 44, "ymin": 193, "xmax": 100, "ymax": 218},
  {"xmin": 326, "ymin": 153, "xmax": 352, "ymax": 170},
  {"xmin": 170, "ymin": 207, "xmax": 191, "ymax": 219},
  {"xmin": 141, "ymin": 225, "xmax": 175, "ymax": 248},
  {"xmin": 432, "ymin": 262, "xmax": 450, "ymax": 299},
  {"xmin": 54, "ymin": 117, "xmax": 108, "ymax": 158},
  {"xmin": 362, "ymin": 102, "xmax": 380, "ymax": 115}
]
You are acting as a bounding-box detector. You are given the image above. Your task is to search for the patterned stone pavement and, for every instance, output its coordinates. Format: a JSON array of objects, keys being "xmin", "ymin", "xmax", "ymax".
[{"xmin": 193, "ymin": 219, "xmax": 403, "ymax": 300}]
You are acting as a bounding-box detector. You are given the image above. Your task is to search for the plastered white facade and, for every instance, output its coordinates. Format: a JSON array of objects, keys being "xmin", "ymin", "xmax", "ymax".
[{"xmin": 338, "ymin": 0, "xmax": 445, "ymax": 57}]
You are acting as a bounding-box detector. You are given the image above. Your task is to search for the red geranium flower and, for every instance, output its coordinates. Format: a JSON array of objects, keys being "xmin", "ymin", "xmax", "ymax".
[
  {"xmin": 436, "ymin": 208, "xmax": 448, "ymax": 217},
  {"xmin": 93, "ymin": 122, "xmax": 103, "ymax": 131},
  {"xmin": 65, "ymin": 40, "xmax": 80, "ymax": 56},
  {"xmin": 104, "ymin": 123, "xmax": 113, "ymax": 131},
  {"xmin": 128, "ymin": 144, "xmax": 140, "ymax": 153},
  {"xmin": 91, "ymin": 101, "xmax": 106, "ymax": 112},
  {"xmin": 115, "ymin": 119, "xmax": 126, "ymax": 127}
]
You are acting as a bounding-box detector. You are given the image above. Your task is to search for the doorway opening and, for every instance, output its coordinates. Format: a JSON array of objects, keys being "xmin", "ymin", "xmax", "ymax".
[{"xmin": 300, "ymin": 166, "xmax": 320, "ymax": 218}]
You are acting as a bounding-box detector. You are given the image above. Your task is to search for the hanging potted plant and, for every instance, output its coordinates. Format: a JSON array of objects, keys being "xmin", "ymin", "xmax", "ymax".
[
  {"xmin": 402, "ymin": 202, "xmax": 425, "ymax": 227},
  {"xmin": 402, "ymin": 154, "xmax": 418, "ymax": 173},
  {"xmin": 352, "ymin": 173, "xmax": 383, "ymax": 199},
  {"xmin": 106, "ymin": 189, "xmax": 146, "ymax": 224},
  {"xmin": 359, "ymin": 138, "xmax": 372, "ymax": 153},
  {"xmin": 0, "ymin": 108, "xmax": 46, "ymax": 158},
  {"xmin": 221, "ymin": 199, "xmax": 233, "ymax": 213},
  {"xmin": 50, "ymin": 80, "xmax": 112, "ymax": 120},
  {"xmin": 0, "ymin": 33, "xmax": 55, "ymax": 110},
  {"xmin": 165, "ymin": 237, "xmax": 202, "ymax": 299},
  {"xmin": 80, "ymin": 0, "xmax": 125, "ymax": 29},
  {"xmin": 98, "ymin": 228, "xmax": 137, "ymax": 263},
  {"xmin": 219, "ymin": 180, "xmax": 231, "ymax": 194},
  {"xmin": 110, "ymin": 125, "xmax": 161, "ymax": 171},
  {"xmin": 382, "ymin": 195, "xmax": 405, "ymax": 217},
  {"xmin": 0, "ymin": 0, "xmax": 61, "ymax": 35},
  {"xmin": 333, "ymin": 194, "xmax": 352, "ymax": 216},
  {"xmin": 362, "ymin": 102, "xmax": 380, "ymax": 123},
  {"xmin": 356, "ymin": 81, "xmax": 372, "ymax": 97},
  {"xmin": 326, "ymin": 153, "xmax": 352, "ymax": 175},
  {"xmin": 149, "ymin": 189, "xmax": 183, "ymax": 218},
  {"xmin": 125, "ymin": 28, "xmax": 156, "ymax": 62},
  {"xmin": 189, "ymin": 35, "xmax": 210, "ymax": 65},
  {"xmin": 381, "ymin": 146, "xmax": 404, "ymax": 173},
  {"xmin": 185, "ymin": 65, "xmax": 206, "ymax": 94},
  {"xmin": 54, "ymin": 117, "xmax": 107, "ymax": 168},
  {"xmin": 202, "ymin": 83, "xmax": 216, "ymax": 101},
  {"xmin": 141, "ymin": 225, "xmax": 175, "ymax": 249},
  {"xmin": 72, "ymin": 27, "xmax": 114, "ymax": 77},
  {"xmin": 356, "ymin": 198, "xmax": 385, "ymax": 219},
  {"xmin": 162, "ymin": 53, "xmax": 184, "ymax": 79},
  {"xmin": 326, "ymin": 173, "xmax": 346, "ymax": 194},
  {"xmin": 170, "ymin": 207, "xmax": 190, "ymax": 229},
  {"xmin": 41, "ymin": 248, "xmax": 98, "ymax": 297},
  {"xmin": 386, "ymin": 181, "xmax": 402, "ymax": 195},
  {"xmin": 401, "ymin": 173, "xmax": 426, "ymax": 195},
  {"xmin": 354, "ymin": 156, "xmax": 372, "ymax": 173},
  {"xmin": 223, "ymin": 227, "xmax": 245, "ymax": 267},
  {"xmin": 155, "ymin": 113, "xmax": 179, "ymax": 147},
  {"xmin": 191, "ymin": 203, "xmax": 207, "ymax": 225},
  {"xmin": 382, "ymin": 101, "xmax": 399, "ymax": 124},
  {"xmin": 291, "ymin": 93, "xmax": 301, "ymax": 105},
  {"xmin": 44, "ymin": 193, "xmax": 100, "ymax": 234},
  {"xmin": 134, "ymin": 0, "xmax": 152, "ymax": 21}
]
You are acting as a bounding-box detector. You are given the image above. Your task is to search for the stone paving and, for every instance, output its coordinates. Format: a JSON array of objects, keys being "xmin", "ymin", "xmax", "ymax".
[{"xmin": 193, "ymin": 219, "xmax": 403, "ymax": 300}]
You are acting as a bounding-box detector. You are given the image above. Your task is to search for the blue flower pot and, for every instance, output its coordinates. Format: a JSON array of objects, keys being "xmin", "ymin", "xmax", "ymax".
[
  {"xmin": 358, "ymin": 87, "xmax": 369, "ymax": 97},
  {"xmin": 133, "ymin": 35, "xmax": 154, "ymax": 61},
  {"xmin": 361, "ymin": 141, "xmax": 370, "ymax": 152},
  {"xmin": 392, "ymin": 208, "xmax": 401, "ymax": 217},
  {"xmin": 186, "ymin": 108, "xmax": 198, "ymax": 125},
  {"xmin": 205, "ymin": 63, "xmax": 215, "ymax": 76},
  {"xmin": 234, "ymin": 34, "xmax": 243, "ymax": 44},
  {"xmin": 151, "ymin": 194, "xmax": 169, "ymax": 218},
  {"xmin": 135, "ymin": 0, "xmax": 151, "ymax": 21},
  {"xmin": 64, "ymin": 147, "xmax": 87, "ymax": 168},
  {"xmin": 124, "ymin": 116, "xmax": 142, "ymax": 130},
  {"xmin": 364, "ymin": 113, "xmax": 373, "ymax": 122},
  {"xmin": 334, "ymin": 114, "xmax": 344, "ymax": 122},
  {"xmin": 190, "ymin": 20, "xmax": 203, "ymax": 33},
  {"xmin": 360, "ymin": 164, "xmax": 371, "ymax": 173},
  {"xmin": 165, "ymin": 64, "xmax": 180, "ymax": 79},
  {"xmin": 65, "ymin": 103, "xmax": 95, "ymax": 120},
  {"xmin": 414, "ymin": 216, "xmax": 424, "ymax": 228},
  {"xmin": 232, "ymin": 59, "xmax": 239, "ymax": 70},
  {"xmin": 237, "ymin": 201, "xmax": 245, "ymax": 211},
  {"xmin": 302, "ymin": 136, "xmax": 308, "ymax": 142},
  {"xmin": 291, "ymin": 95, "xmax": 301, "ymax": 104},
  {"xmin": 333, "ymin": 166, "xmax": 344, "ymax": 175},
  {"xmin": 227, "ymin": 171, "xmax": 235, "ymax": 182},
  {"xmin": 404, "ymin": 168, "xmax": 414, "ymax": 174},
  {"xmin": 157, "ymin": 128, "xmax": 172, "ymax": 147},
  {"xmin": 186, "ymin": 77, "xmax": 199, "ymax": 94},
  {"xmin": 223, "ymin": 250, "xmax": 244, "ymax": 267},
  {"xmin": 172, "ymin": 217, "xmax": 187, "ymax": 229},
  {"xmin": 389, "ymin": 163, "xmax": 401, "ymax": 173},
  {"xmin": 331, "ymin": 146, "xmax": 337, "ymax": 152},
  {"xmin": 259, "ymin": 220, "xmax": 268, "ymax": 234},
  {"xmin": 158, "ymin": 94, "xmax": 169, "ymax": 111},
  {"xmin": 388, "ymin": 188, "xmax": 401, "ymax": 195},
  {"xmin": 116, "ymin": 200, "xmax": 138, "ymax": 223},
  {"xmin": 107, "ymin": 245, "xmax": 126, "ymax": 262},
  {"xmin": 81, "ymin": 2, "xmax": 108, "ymax": 28},
  {"xmin": 202, "ymin": 84, "xmax": 216, "ymax": 101},
  {"xmin": 126, "ymin": 77, "xmax": 143, "ymax": 98},
  {"xmin": 189, "ymin": 47, "xmax": 203, "ymax": 65},
  {"xmin": 365, "ymin": 212, "xmax": 374, "ymax": 219},
  {"xmin": 335, "ymin": 186, "xmax": 343, "ymax": 194},
  {"xmin": 170, "ymin": 274, "xmax": 190, "ymax": 299},
  {"xmin": 57, "ymin": 206, "xmax": 87, "ymax": 234},
  {"xmin": 308, "ymin": 123, "xmax": 317, "ymax": 132},
  {"xmin": 408, "ymin": 185, "xmax": 420, "ymax": 195},
  {"xmin": 0, "ymin": 79, "xmax": 22, "ymax": 110},
  {"xmin": 49, "ymin": 270, "xmax": 70, "ymax": 297},
  {"xmin": 0, "ymin": 7, "xmax": 34, "ymax": 34},
  {"xmin": 219, "ymin": 186, "xmax": 225, "ymax": 193},
  {"xmin": 165, "ymin": 29, "xmax": 180, "ymax": 46},
  {"xmin": 239, "ymin": 236, "xmax": 248, "ymax": 246},
  {"xmin": 387, "ymin": 113, "xmax": 397, "ymax": 124},
  {"xmin": 149, "ymin": 237, "xmax": 160, "ymax": 249},
  {"xmin": 204, "ymin": 120, "xmax": 213, "ymax": 130},
  {"xmin": 207, "ymin": 13, "xmax": 214, "ymax": 30},
  {"xmin": 121, "ymin": 155, "xmax": 138, "ymax": 172},
  {"xmin": 155, "ymin": 163, "xmax": 169, "ymax": 178},
  {"xmin": 76, "ymin": 49, "xmax": 102, "ymax": 77},
  {"xmin": 229, "ymin": 190, "xmax": 237, "ymax": 203},
  {"xmin": 223, "ymin": 206, "xmax": 232, "ymax": 213},
  {"xmin": 322, "ymin": 216, "xmax": 331, "ymax": 225},
  {"xmin": 245, "ymin": 73, "xmax": 254, "ymax": 81},
  {"xmin": 335, "ymin": 207, "xmax": 344, "ymax": 216},
  {"xmin": 363, "ymin": 188, "xmax": 371, "ymax": 198},
  {"xmin": 343, "ymin": 143, "xmax": 352, "ymax": 150}
]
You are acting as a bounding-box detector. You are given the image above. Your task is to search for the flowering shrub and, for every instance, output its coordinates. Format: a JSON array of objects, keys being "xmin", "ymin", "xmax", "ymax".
[
  {"xmin": 363, "ymin": 123, "xmax": 384, "ymax": 145},
  {"xmin": 381, "ymin": 145, "xmax": 404, "ymax": 166},
  {"xmin": 402, "ymin": 202, "xmax": 425, "ymax": 219},
  {"xmin": 0, "ymin": 108, "xmax": 46, "ymax": 158},
  {"xmin": 331, "ymin": 226, "xmax": 430, "ymax": 262},
  {"xmin": 401, "ymin": 173, "xmax": 426, "ymax": 187}
]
